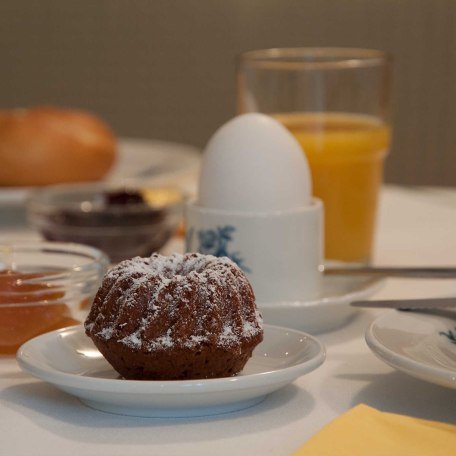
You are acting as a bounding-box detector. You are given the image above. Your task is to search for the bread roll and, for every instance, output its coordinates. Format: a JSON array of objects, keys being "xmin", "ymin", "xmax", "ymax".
[{"xmin": 0, "ymin": 106, "xmax": 117, "ymax": 186}]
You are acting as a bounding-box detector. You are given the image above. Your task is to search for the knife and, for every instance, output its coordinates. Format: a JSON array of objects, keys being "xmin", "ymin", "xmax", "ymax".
[
  {"xmin": 351, "ymin": 297, "xmax": 456, "ymax": 309},
  {"xmin": 323, "ymin": 266, "xmax": 456, "ymax": 279}
]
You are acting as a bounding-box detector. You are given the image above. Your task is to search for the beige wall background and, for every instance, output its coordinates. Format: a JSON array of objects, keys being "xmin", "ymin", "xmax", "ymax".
[{"xmin": 0, "ymin": 0, "xmax": 455, "ymax": 186}]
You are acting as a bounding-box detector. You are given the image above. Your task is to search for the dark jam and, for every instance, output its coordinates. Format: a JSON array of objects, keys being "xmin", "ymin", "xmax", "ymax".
[
  {"xmin": 42, "ymin": 189, "xmax": 173, "ymax": 263},
  {"xmin": 105, "ymin": 189, "xmax": 145, "ymax": 205}
]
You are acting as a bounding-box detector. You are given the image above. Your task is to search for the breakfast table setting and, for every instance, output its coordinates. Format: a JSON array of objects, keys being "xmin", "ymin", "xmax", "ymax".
[
  {"xmin": 0, "ymin": 47, "xmax": 455, "ymax": 455},
  {"xmin": 1, "ymin": 177, "xmax": 456, "ymax": 455}
]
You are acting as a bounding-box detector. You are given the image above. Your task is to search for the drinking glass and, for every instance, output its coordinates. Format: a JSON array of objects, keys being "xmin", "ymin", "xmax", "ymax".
[{"xmin": 237, "ymin": 47, "xmax": 392, "ymax": 264}]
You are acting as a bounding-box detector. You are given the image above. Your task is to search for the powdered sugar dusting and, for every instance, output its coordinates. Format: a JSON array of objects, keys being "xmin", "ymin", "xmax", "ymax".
[
  {"xmin": 120, "ymin": 331, "xmax": 141, "ymax": 349},
  {"xmin": 98, "ymin": 326, "xmax": 114, "ymax": 339},
  {"xmin": 86, "ymin": 253, "xmax": 263, "ymax": 352}
]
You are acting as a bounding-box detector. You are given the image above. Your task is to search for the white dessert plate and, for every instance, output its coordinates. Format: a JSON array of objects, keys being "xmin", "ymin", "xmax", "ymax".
[
  {"xmin": 259, "ymin": 275, "xmax": 384, "ymax": 334},
  {"xmin": 16, "ymin": 324, "xmax": 325, "ymax": 418},
  {"xmin": 0, "ymin": 138, "xmax": 200, "ymax": 206},
  {"xmin": 366, "ymin": 310, "xmax": 456, "ymax": 389}
]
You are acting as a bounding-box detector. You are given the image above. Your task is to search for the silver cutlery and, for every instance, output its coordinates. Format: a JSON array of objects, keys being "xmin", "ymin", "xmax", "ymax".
[
  {"xmin": 322, "ymin": 265, "xmax": 456, "ymax": 279},
  {"xmin": 351, "ymin": 297, "xmax": 456, "ymax": 319},
  {"xmin": 351, "ymin": 297, "xmax": 456, "ymax": 310}
]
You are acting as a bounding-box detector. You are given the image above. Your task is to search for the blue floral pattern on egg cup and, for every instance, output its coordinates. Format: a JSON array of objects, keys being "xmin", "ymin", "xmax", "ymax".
[{"xmin": 188, "ymin": 225, "xmax": 251, "ymax": 273}]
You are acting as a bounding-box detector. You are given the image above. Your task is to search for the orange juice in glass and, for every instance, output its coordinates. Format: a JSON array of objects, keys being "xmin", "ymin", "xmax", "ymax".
[{"xmin": 237, "ymin": 48, "xmax": 392, "ymax": 263}]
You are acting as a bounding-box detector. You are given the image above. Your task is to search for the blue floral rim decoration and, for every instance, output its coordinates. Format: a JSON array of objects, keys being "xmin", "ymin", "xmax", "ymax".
[{"xmin": 439, "ymin": 327, "xmax": 456, "ymax": 345}]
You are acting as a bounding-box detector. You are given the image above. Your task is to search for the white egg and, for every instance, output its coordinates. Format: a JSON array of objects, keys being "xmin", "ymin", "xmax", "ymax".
[{"xmin": 198, "ymin": 113, "xmax": 311, "ymax": 212}]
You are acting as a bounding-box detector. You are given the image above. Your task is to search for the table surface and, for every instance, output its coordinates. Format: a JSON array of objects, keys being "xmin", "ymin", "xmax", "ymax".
[{"xmin": 1, "ymin": 185, "xmax": 456, "ymax": 456}]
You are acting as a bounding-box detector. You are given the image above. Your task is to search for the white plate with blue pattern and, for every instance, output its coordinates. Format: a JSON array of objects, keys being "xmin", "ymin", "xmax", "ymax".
[{"xmin": 366, "ymin": 310, "xmax": 456, "ymax": 389}]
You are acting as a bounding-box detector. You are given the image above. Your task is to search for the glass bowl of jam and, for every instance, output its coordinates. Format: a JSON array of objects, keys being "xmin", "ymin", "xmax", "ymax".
[
  {"xmin": 0, "ymin": 241, "xmax": 109, "ymax": 355},
  {"xmin": 26, "ymin": 183, "xmax": 185, "ymax": 263}
]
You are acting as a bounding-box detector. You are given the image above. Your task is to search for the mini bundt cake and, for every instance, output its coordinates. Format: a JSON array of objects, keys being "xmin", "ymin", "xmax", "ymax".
[{"xmin": 84, "ymin": 252, "xmax": 263, "ymax": 380}]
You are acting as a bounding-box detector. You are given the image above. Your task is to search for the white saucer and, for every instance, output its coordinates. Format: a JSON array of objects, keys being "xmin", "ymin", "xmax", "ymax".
[
  {"xmin": 259, "ymin": 275, "xmax": 384, "ymax": 334},
  {"xmin": 17, "ymin": 324, "xmax": 325, "ymax": 418},
  {"xmin": 366, "ymin": 310, "xmax": 456, "ymax": 389}
]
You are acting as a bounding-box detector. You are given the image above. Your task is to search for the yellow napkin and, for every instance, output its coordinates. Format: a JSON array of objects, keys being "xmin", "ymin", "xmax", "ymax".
[{"xmin": 294, "ymin": 404, "xmax": 456, "ymax": 456}]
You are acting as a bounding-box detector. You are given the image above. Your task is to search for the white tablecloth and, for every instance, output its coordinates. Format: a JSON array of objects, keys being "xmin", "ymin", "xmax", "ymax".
[{"xmin": 1, "ymin": 185, "xmax": 455, "ymax": 456}]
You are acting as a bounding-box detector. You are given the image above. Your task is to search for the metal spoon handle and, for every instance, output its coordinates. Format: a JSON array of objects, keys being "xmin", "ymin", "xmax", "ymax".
[
  {"xmin": 351, "ymin": 297, "xmax": 456, "ymax": 309},
  {"xmin": 323, "ymin": 266, "xmax": 456, "ymax": 279}
]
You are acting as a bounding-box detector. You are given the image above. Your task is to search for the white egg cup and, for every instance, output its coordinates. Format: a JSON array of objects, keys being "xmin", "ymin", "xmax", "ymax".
[{"xmin": 185, "ymin": 198, "xmax": 323, "ymax": 303}]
